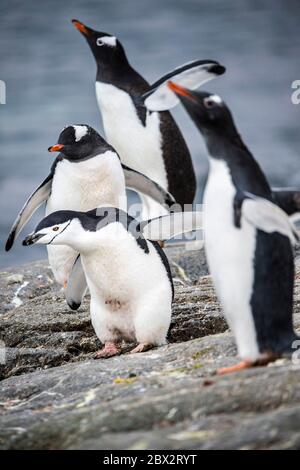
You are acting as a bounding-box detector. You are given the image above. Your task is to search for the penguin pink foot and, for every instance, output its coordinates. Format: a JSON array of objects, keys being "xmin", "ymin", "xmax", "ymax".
[
  {"xmin": 218, "ymin": 353, "xmax": 278, "ymax": 375},
  {"xmin": 130, "ymin": 343, "xmax": 154, "ymax": 354},
  {"xmin": 95, "ymin": 342, "xmax": 120, "ymax": 359},
  {"xmin": 217, "ymin": 361, "xmax": 252, "ymax": 375}
]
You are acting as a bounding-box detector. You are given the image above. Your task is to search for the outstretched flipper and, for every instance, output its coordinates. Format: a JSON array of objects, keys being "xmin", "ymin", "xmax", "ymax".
[
  {"xmin": 272, "ymin": 188, "xmax": 300, "ymax": 217},
  {"xmin": 140, "ymin": 211, "xmax": 203, "ymax": 241},
  {"xmin": 122, "ymin": 164, "xmax": 176, "ymax": 209},
  {"xmin": 142, "ymin": 60, "xmax": 225, "ymax": 112},
  {"xmin": 65, "ymin": 255, "xmax": 87, "ymax": 311},
  {"xmin": 5, "ymin": 173, "xmax": 53, "ymax": 251},
  {"xmin": 236, "ymin": 192, "xmax": 299, "ymax": 246}
]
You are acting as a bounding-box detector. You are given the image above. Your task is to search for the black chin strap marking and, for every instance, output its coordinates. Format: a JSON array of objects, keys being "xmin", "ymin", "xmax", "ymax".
[{"xmin": 48, "ymin": 220, "xmax": 72, "ymax": 244}]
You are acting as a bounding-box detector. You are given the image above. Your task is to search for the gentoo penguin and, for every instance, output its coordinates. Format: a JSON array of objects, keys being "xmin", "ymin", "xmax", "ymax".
[
  {"xmin": 164, "ymin": 82, "xmax": 300, "ymax": 373},
  {"xmin": 23, "ymin": 207, "xmax": 202, "ymax": 356},
  {"xmin": 5, "ymin": 124, "xmax": 175, "ymax": 288},
  {"xmin": 72, "ymin": 19, "xmax": 225, "ymax": 219}
]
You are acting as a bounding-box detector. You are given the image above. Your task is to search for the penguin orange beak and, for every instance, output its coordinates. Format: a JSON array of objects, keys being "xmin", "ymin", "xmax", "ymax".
[
  {"xmin": 167, "ymin": 81, "xmax": 198, "ymax": 102},
  {"xmin": 48, "ymin": 144, "xmax": 64, "ymax": 152},
  {"xmin": 72, "ymin": 19, "xmax": 90, "ymax": 36}
]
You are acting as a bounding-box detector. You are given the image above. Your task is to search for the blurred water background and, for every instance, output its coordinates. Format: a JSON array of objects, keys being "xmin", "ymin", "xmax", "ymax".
[{"xmin": 0, "ymin": 0, "xmax": 299, "ymax": 267}]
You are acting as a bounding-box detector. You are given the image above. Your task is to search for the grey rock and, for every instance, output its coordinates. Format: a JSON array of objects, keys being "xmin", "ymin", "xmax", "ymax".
[
  {"xmin": 0, "ymin": 245, "xmax": 227, "ymax": 380},
  {"xmin": 167, "ymin": 242, "xmax": 208, "ymax": 282},
  {"xmin": 0, "ymin": 260, "xmax": 60, "ymax": 314},
  {"xmin": 0, "ymin": 245, "xmax": 300, "ymax": 450},
  {"xmin": 6, "ymin": 274, "xmax": 24, "ymax": 285},
  {"xmin": 1, "ymin": 335, "xmax": 300, "ymax": 450}
]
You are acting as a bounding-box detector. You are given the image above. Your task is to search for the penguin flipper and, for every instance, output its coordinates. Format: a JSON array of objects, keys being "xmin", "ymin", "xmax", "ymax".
[
  {"xmin": 142, "ymin": 60, "xmax": 225, "ymax": 111},
  {"xmin": 65, "ymin": 255, "xmax": 87, "ymax": 310},
  {"xmin": 272, "ymin": 187, "xmax": 300, "ymax": 216},
  {"xmin": 241, "ymin": 192, "xmax": 299, "ymax": 245},
  {"xmin": 140, "ymin": 211, "xmax": 203, "ymax": 241},
  {"xmin": 122, "ymin": 164, "xmax": 176, "ymax": 209},
  {"xmin": 5, "ymin": 174, "xmax": 53, "ymax": 251}
]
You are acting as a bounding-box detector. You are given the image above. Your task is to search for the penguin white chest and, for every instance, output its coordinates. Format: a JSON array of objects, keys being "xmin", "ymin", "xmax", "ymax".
[
  {"xmin": 80, "ymin": 226, "xmax": 172, "ymax": 345},
  {"xmin": 203, "ymin": 159, "xmax": 259, "ymax": 360},
  {"xmin": 47, "ymin": 152, "xmax": 126, "ymax": 214},
  {"xmin": 95, "ymin": 82, "xmax": 167, "ymax": 188},
  {"xmin": 45, "ymin": 152, "xmax": 126, "ymax": 285}
]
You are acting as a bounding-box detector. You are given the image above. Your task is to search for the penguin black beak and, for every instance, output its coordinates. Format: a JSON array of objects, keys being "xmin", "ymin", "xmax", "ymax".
[
  {"xmin": 167, "ymin": 81, "xmax": 198, "ymax": 104},
  {"xmin": 72, "ymin": 19, "xmax": 90, "ymax": 36},
  {"xmin": 22, "ymin": 233, "xmax": 45, "ymax": 246},
  {"xmin": 48, "ymin": 144, "xmax": 64, "ymax": 153}
]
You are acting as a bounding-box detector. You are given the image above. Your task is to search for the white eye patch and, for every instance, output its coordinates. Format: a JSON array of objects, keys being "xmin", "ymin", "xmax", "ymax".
[
  {"xmin": 208, "ymin": 94, "xmax": 222, "ymax": 104},
  {"xmin": 73, "ymin": 125, "xmax": 88, "ymax": 142},
  {"xmin": 97, "ymin": 36, "xmax": 117, "ymax": 47}
]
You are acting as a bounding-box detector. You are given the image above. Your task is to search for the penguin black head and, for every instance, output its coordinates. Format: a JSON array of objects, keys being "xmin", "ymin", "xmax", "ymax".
[
  {"xmin": 48, "ymin": 125, "xmax": 110, "ymax": 162},
  {"xmin": 22, "ymin": 211, "xmax": 79, "ymax": 246},
  {"xmin": 22, "ymin": 208, "xmax": 120, "ymax": 247},
  {"xmin": 72, "ymin": 19, "xmax": 128, "ymax": 69},
  {"xmin": 167, "ymin": 82, "xmax": 237, "ymax": 139}
]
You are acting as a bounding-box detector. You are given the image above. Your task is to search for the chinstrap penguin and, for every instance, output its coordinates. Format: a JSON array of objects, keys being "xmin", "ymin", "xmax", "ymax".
[
  {"xmin": 6, "ymin": 124, "xmax": 175, "ymax": 289},
  {"xmin": 72, "ymin": 19, "xmax": 225, "ymax": 219},
  {"xmin": 166, "ymin": 82, "xmax": 300, "ymax": 373},
  {"xmin": 22, "ymin": 207, "xmax": 202, "ymax": 356}
]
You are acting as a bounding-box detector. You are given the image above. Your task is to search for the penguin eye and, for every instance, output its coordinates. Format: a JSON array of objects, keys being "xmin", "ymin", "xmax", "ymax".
[
  {"xmin": 96, "ymin": 38, "xmax": 104, "ymax": 47},
  {"xmin": 52, "ymin": 226, "xmax": 59, "ymax": 232},
  {"xmin": 204, "ymin": 98, "xmax": 215, "ymax": 109}
]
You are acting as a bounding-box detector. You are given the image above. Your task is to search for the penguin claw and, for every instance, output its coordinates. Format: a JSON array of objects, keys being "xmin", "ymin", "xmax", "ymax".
[
  {"xmin": 130, "ymin": 343, "xmax": 154, "ymax": 354},
  {"xmin": 217, "ymin": 360, "xmax": 253, "ymax": 375},
  {"xmin": 95, "ymin": 342, "xmax": 120, "ymax": 359}
]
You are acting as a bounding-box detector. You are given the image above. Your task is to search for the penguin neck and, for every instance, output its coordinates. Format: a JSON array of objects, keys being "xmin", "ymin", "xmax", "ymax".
[
  {"xmin": 203, "ymin": 131, "xmax": 272, "ymax": 198},
  {"xmin": 52, "ymin": 216, "xmax": 129, "ymax": 254},
  {"xmin": 95, "ymin": 60, "xmax": 149, "ymax": 94},
  {"xmin": 203, "ymin": 129, "xmax": 249, "ymax": 161},
  {"xmin": 56, "ymin": 226, "xmax": 99, "ymax": 254},
  {"xmin": 81, "ymin": 144, "xmax": 117, "ymax": 162},
  {"xmin": 62, "ymin": 142, "xmax": 117, "ymax": 163},
  {"xmin": 68, "ymin": 225, "xmax": 129, "ymax": 256}
]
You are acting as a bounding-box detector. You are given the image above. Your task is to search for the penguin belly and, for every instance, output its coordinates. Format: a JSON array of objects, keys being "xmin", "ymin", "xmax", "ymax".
[
  {"xmin": 203, "ymin": 159, "xmax": 259, "ymax": 361},
  {"xmin": 95, "ymin": 82, "xmax": 169, "ymax": 219},
  {"xmin": 80, "ymin": 228, "xmax": 172, "ymax": 345},
  {"xmin": 46, "ymin": 154, "xmax": 126, "ymax": 285}
]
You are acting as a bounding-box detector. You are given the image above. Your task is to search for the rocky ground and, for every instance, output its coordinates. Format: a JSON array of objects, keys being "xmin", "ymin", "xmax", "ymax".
[{"xmin": 0, "ymin": 244, "xmax": 300, "ymax": 450}]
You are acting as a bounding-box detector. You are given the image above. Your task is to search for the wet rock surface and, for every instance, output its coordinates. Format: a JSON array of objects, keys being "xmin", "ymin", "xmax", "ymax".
[
  {"xmin": 0, "ymin": 245, "xmax": 300, "ymax": 450},
  {"xmin": 0, "ymin": 261, "xmax": 60, "ymax": 314}
]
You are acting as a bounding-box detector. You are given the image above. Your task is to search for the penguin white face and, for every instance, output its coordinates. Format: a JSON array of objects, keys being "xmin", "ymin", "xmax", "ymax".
[
  {"xmin": 72, "ymin": 19, "xmax": 127, "ymax": 66},
  {"xmin": 23, "ymin": 220, "xmax": 72, "ymax": 247},
  {"xmin": 22, "ymin": 211, "xmax": 82, "ymax": 247},
  {"xmin": 167, "ymin": 82, "xmax": 235, "ymax": 136},
  {"xmin": 48, "ymin": 125, "xmax": 108, "ymax": 162}
]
